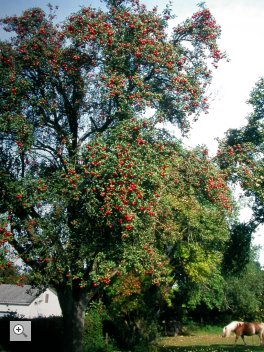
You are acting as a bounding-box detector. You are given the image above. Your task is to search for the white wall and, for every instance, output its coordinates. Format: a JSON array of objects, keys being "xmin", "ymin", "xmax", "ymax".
[{"xmin": 0, "ymin": 288, "xmax": 62, "ymax": 318}]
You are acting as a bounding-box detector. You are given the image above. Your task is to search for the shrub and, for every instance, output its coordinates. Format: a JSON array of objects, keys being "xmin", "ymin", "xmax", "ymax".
[{"xmin": 84, "ymin": 301, "xmax": 116, "ymax": 352}]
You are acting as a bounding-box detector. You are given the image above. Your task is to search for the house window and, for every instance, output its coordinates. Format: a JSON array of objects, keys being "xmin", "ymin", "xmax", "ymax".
[{"xmin": 45, "ymin": 294, "xmax": 49, "ymax": 303}]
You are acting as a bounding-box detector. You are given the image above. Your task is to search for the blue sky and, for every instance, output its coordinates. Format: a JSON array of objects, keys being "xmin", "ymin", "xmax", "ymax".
[
  {"xmin": 1, "ymin": 0, "xmax": 264, "ymax": 151},
  {"xmin": 1, "ymin": 0, "xmax": 264, "ymax": 261}
]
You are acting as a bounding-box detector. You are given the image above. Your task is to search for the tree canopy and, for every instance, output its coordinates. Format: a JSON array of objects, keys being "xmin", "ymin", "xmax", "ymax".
[
  {"xmin": 217, "ymin": 76, "xmax": 264, "ymax": 276},
  {"xmin": 0, "ymin": 1, "xmax": 229, "ymax": 351},
  {"xmin": 217, "ymin": 77, "xmax": 264, "ymax": 226}
]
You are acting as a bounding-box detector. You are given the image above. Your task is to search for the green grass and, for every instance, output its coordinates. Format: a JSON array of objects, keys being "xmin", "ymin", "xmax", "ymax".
[
  {"xmin": 184, "ymin": 323, "xmax": 223, "ymax": 335},
  {"xmin": 151, "ymin": 334, "xmax": 263, "ymax": 352}
]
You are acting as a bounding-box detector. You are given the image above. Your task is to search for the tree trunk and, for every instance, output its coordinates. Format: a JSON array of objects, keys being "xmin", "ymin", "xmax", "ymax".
[{"xmin": 57, "ymin": 284, "xmax": 89, "ymax": 352}]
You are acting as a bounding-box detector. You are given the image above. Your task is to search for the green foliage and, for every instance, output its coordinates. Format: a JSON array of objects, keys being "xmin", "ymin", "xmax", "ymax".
[
  {"xmin": 222, "ymin": 259, "xmax": 264, "ymax": 321},
  {"xmin": 84, "ymin": 309, "xmax": 105, "ymax": 352},
  {"xmin": 83, "ymin": 301, "xmax": 117, "ymax": 352},
  {"xmin": 217, "ymin": 77, "xmax": 264, "ymax": 225},
  {"xmin": 183, "ymin": 322, "xmax": 222, "ymax": 335},
  {"xmin": 0, "ymin": 0, "xmax": 226, "ymax": 290},
  {"xmin": 216, "ymin": 78, "xmax": 264, "ymax": 322},
  {"xmin": 156, "ymin": 149, "xmax": 231, "ymax": 313},
  {"xmin": 222, "ymin": 222, "xmax": 254, "ymax": 276},
  {"xmin": 0, "ymin": 0, "xmax": 229, "ymax": 350},
  {"xmin": 104, "ymin": 271, "xmax": 162, "ymax": 350},
  {"xmin": 0, "ymin": 258, "xmax": 19, "ymax": 284},
  {"xmin": 100, "ymin": 141, "xmax": 233, "ymax": 347}
]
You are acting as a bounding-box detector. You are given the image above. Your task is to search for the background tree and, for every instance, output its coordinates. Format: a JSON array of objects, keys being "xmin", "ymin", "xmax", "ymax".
[
  {"xmin": 0, "ymin": 1, "xmax": 227, "ymax": 351},
  {"xmin": 222, "ymin": 253, "xmax": 264, "ymax": 321},
  {"xmin": 217, "ymin": 76, "xmax": 264, "ymax": 274},
  {"xmin": 222, "ymin": 222, "xmax": 254, "ymax": 276}
]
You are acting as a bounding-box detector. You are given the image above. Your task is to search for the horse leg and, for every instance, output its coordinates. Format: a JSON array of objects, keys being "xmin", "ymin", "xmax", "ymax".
[
  {"xmin": 241, "ymin": 335, "xmax": 246, "ymax": 345},
  {"xmin": 259, "ymin": 331, "xmax": 264, "ymax": 346},
  {"xmin": 258, "ymin": 333, "xmax": 261, "ymax": 345},
  {"xmin": 234, "ymin": 335, "xmax": 239, "ymax": 345}
]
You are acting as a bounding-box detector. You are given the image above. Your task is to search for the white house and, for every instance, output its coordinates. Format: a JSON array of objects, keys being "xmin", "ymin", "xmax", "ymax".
[{"xmin": 0, "ymin": 284, "xmax": 62, "ymax": 318}]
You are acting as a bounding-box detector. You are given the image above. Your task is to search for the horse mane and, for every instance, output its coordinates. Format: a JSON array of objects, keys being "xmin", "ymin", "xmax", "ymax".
[{"xmin": 224, "ymin": 321, "xmax": 242, "ymax": 337}]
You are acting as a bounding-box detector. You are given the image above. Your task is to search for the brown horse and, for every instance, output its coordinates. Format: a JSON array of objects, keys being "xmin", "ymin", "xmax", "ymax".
[{"xmin": 222, "ymin": 321, "xmax": 264, "ymax": 345}]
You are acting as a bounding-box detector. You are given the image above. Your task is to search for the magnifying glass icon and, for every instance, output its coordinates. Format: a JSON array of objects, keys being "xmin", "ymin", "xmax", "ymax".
[{"xmin": 13, "ymin": 324, "xmax": 28, "ymax": 338}]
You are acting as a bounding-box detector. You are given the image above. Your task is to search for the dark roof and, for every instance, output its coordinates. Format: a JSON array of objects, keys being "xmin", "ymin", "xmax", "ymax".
[{"xmin": 0, "ymin": 285, "xmax": 43, "ymax": 305}]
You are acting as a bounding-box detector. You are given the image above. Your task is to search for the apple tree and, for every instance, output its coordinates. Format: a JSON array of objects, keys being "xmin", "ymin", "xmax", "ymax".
[{"xmin": 0, "ymin": 0, "xmax": 227, "ymax": 350}]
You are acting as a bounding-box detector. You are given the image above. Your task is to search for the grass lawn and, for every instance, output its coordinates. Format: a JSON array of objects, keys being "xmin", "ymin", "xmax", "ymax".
[{"xmin": 151, "ymin": 334, "xmax": 264, "ymax": 352}]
